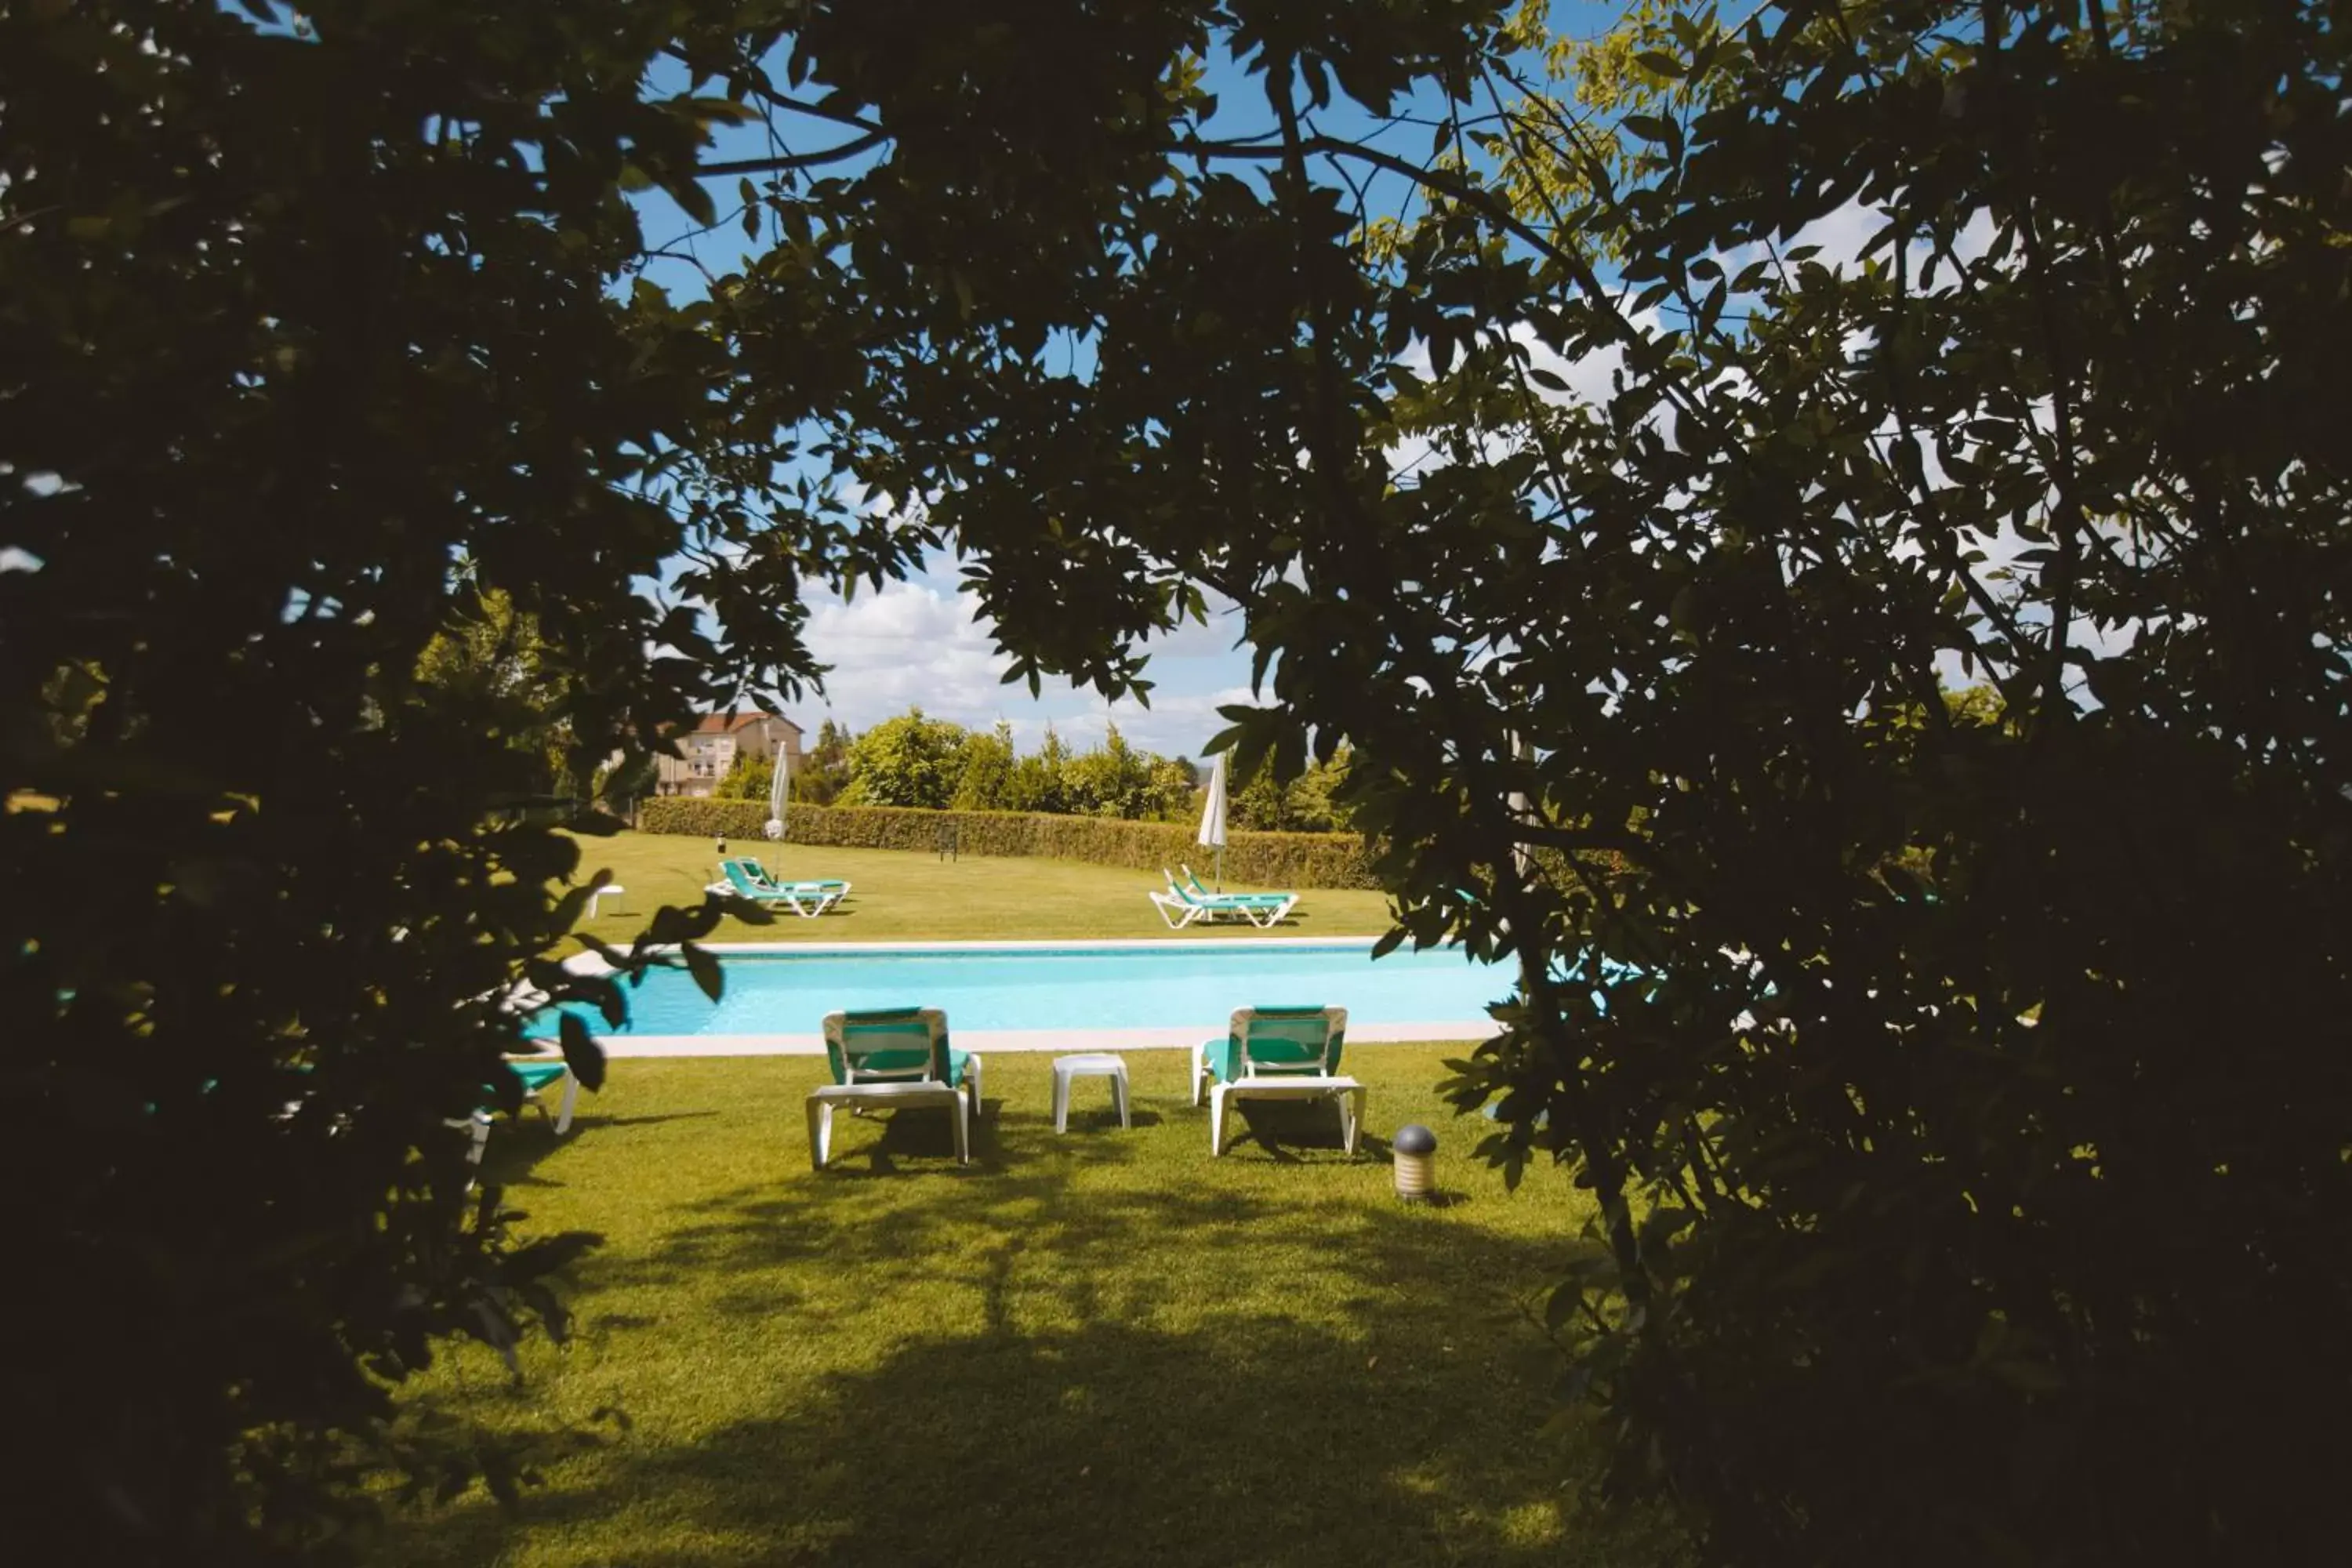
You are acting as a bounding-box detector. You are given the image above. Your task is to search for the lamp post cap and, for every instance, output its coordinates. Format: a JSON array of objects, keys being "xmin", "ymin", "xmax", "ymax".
[{"xmin": 1394, "ymin": 1123, "xmax": 1438, "ymax": 1156}]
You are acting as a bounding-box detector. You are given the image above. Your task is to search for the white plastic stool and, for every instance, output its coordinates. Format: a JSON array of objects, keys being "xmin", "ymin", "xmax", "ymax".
[
  {"xmin": 586, "ymin": 883, "xmax": 627, "ymax": 919},
  {"xmin": 1051, "ymin": 1053, "xmax": 1131, "ymax": 1134}
]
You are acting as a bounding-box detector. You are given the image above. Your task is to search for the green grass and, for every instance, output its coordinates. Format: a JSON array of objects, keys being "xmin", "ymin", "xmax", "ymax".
[
  {"xmin": 379, "ymin": 1049, "xmax": 1686, "ymax": 1567},
  {"xmin": 562, "ymin": 833, "xmax": 1397, "ymax": 946}
]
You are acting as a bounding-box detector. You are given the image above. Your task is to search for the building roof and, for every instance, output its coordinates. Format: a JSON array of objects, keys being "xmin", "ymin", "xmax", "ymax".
[{"xmin": 688, "ymin": 710, "xmax": 803, "ymax": 737}]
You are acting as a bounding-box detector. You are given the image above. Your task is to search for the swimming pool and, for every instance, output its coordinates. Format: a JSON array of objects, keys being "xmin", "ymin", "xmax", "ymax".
[{"xmin": 533, "ymin": 939, "xmax": 1514, "ymax": 1055}]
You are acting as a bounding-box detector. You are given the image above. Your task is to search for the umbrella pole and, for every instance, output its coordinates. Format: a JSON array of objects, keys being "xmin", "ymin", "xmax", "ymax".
[{"xmin": 1214, "ymin": 844, "xmax": 1223, "ymax": 892}]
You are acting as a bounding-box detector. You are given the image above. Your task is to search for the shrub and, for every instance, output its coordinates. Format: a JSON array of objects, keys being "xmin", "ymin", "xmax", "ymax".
[
  {"xmin": 636, "ymin": 797, "xmax": 772, "ymax": 840},
  {"xmin": 636, "ymin": 798, "xmax": 1379, "ymax": 888}
]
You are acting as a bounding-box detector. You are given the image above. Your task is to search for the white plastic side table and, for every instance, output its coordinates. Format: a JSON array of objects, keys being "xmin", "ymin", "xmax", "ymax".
[
  {"xmin": 586, "ymin": 884, "xmax": 627, "ymax": 919},
  {"xmin": 1051, "ymin": 1053, "xmax": 1131, "ymax": 1134}
]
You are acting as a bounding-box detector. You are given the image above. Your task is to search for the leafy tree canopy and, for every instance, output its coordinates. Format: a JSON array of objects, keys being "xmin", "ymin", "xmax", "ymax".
[
  {"xmin": 837, "ymin": 710, "xmax": 1200, "ymax": 821},
  {"xmin": 696, "ymin": 0, "xmax": 2352, "ymax": 1559},
  {"xmin": 791, "ymin": 717, "xmax": 857, "ymax": 805},
  {"xmin": 414, "ymin": 583, "xmax": 580, "ymax": 796},
  {"xmin": 11, "ymin": 0, "xmax": 2350, "ymax": 1561},
  {"xmin": 950, "ymin": 720, "xmax": 1019, "ymax": 811},
  {"xmin": 1230, "ymin": 745, "xmax": 1356, "ymax": 833},
  {"xmin": 841, "ymin": 708, "xmax": 968, "ymax": 808}
]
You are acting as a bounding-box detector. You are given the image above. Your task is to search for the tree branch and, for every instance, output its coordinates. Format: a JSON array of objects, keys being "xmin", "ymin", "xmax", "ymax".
[
  {"xmin": 698, "ymin": 132, "xmax": 887, "ymax": 177},
  {"xmin": 659, "ymin": 45, "xmax": 884, "ymax": 135}
]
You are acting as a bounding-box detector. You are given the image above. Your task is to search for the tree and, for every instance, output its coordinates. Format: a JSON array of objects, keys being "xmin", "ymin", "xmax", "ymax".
[
  {"xmin": 1284, "ymin": 746, "xmax": 1355, "ymax": 833},
  {"xmin": 413, "ymin": 585, "xmax": 582, "ymax": 796},
  {"xmin": 1229, "ymin": 749, "xmax": 1352, "ymax": 833},
  {"xmin": 1006, "ymin": 723, "xmax": 1073, "ymax": 815},
  {"xmin": 2, "ymin": 0, "xmax": 932, "ymax": 1554},
  {"xmin": 951, "ymin": 721, "xmax": 1018, "ymax": 811},
  {"xmin": 1059, "ymin": 720, "xmax": 1154, "ymax": 817},
  {"xmin": 715, "ymin": 752, "xmax": 773, "ymax": 802},
  {"xmin": 791, "ymin": 719, "xmax": 855, "ymax": 807},
  {"xmin": 1229, "ymin": 756, "xmax": 1294, "ymax": 832},
  {"xmin": 27, "ymin": 0, "xmax": 2343, "ymax": 1559},
  {"xmin": 756, "ymin": 1, "xmax": 2352, "ymax": 1558},
  {"xmin": 1143, "ymin": 756, "xmax": 1200, "ymax": 822},
  {"xmin": 844, "ymin": 708, "xmax": 967, "ymax": 809},
  {"xmin": 592, "ymin": 750, "xmax": 661, "ymax": 814}
]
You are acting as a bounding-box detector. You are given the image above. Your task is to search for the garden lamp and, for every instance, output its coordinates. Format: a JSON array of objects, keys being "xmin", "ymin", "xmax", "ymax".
[{"xmin": 1393, "ymin": 1123, "xmax": 1437, "ymax": 1202}]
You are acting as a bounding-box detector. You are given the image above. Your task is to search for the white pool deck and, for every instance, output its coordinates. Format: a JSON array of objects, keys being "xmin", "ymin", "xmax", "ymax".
[{"xmin": 554, "ymin": 937, "xmax": 1507, "ymax": 1060}]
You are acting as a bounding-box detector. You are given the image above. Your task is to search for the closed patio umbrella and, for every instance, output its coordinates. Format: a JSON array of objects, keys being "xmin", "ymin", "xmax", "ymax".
[
  {"xmin": 764, "ymin": 739, "xmax": 789, "ymax": 843},
  {"xmin": 1197, "ymin": 751, "xmax": 1229, "ymax": 891},
  {"xmin": 1505, "ymin": 731, "xmax": 1533, "ymax": 884}
]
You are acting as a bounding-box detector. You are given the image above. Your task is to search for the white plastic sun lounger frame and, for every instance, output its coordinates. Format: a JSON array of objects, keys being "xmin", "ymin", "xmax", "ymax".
[
  {"xmin": 808, "ymin": 1008, "xmax": 981, "ymax": 1169},
  {"xmin": 769, "ymin": 881, "xmax": 848, "ymax": 918},
  {"xmin": 1152, "ymin": 873, "xmax": 1298, "ymax": 929},
  {"xmin": 1149, "ymin": 887, "xmax": 1209, "ymax": 928},
  {"xmin": 807, "ymin": 1078, "xmax": 969, "ymax": 1167},
  {"xmin": 1198, "ymin": 1005, "xmax": 1363, "ymax": 1156},
  {"xmin": 1178, "ymin": 865, "xmax": 1299, "ymax": 927},
  {"xmin": 707, "ymin": 875, "xmax": 851, "ymax": 919},
  {"xmin": 1210, "ymin": 1075, "xmax": 1364, "ymax": 1157}
]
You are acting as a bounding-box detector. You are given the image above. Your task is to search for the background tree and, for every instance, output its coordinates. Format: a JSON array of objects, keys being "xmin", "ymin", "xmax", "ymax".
[
  {"xmin": 790, "ymin": 718, "xmax": 856, "ymax": 806},
  {"xmin": 1230, "ymin": 749, "xmax": 1353, "ymax": 833},
  {"xmin": 1006, "ymin": 723, "xmax": 1074, "ymax": 815},
  {"xmin": 1229, "ymin": 756, "xmax": 1296, "ymax": 832},
  {"xmin": 592, "ymin": 750, "xmax": 662, "ymax": 814},
  {"xmin": 1058, "ymin": 720, "xmax": 1154, "ymax": 818},
  {"xmin": 842, "ymin": 708, "xmax": 967, "ymax": 809},
  {"xmin": 1143, "ymin": 755, "xmax": 1201, "ymax": 822},
  {"xmin": 412, "ymin": 585, "xmax": 583, "ymax": 796},
  {"xmin": 749, "ymin": 710, "xmax": 1213, "ymax": 823},
  {"xmin": 950, "ymin": 720, "xmax": 1019, "ymax": 811},
  {"xmin": 714, "ymin": 752, "xmax": 773, "ymax": 803}
]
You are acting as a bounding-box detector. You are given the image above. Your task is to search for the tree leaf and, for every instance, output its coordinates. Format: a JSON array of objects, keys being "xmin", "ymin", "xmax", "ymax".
[
  {"xmin": 683, "ymin": 942, "xmax": 724, "ymax": 1004},
  {"xmin": 557, "ymin": 1011, "xmax": 607, "ymax": 1093}
]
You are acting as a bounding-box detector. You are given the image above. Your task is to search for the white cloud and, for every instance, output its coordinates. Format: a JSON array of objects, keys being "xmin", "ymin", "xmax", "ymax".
[
  {"xmin": 1051, "ymin": 682, "xmax": 1261, "ymax": 756},
  {"xmin": 800, "ymin": 579, "xmax": 1006, "ymax": 724},
  {"xmin": 1723, "ymin": 198, "xmax": 2000, "ymax": 287},
  {"xmin": 797, "ymin": 576, "xmax": 1258, "ymax": 761}
]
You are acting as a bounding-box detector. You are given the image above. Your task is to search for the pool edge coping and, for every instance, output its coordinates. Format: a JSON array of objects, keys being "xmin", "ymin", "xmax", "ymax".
[
  {"xmin": 559, "ymin": 935, "xmax": 1393, "ymax": 975},
  {"xmin": 598, "ymin": 1019, "xmax": 1504, "ymax": 1058}
]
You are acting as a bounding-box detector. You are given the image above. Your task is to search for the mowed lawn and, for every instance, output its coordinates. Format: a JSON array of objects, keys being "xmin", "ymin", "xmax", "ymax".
[
  {"xmin": 561, "ymin": 833, "xmax": 1396, "ymax": 946},
  {"xmin": 378, "ymin": 1050, "xmax": 1689, "ymax": 1568}
]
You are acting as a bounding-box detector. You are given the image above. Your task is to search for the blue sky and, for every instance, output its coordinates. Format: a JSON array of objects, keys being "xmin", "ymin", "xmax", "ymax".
[{"xmin": 642, "ymin": 8, "xmax": 1627, "ymax": 761}]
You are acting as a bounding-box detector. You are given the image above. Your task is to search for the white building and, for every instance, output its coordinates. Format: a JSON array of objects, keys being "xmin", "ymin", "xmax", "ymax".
[{"xmin": 654, "ymin": 711, "xmax": 804, "ymax": 797}]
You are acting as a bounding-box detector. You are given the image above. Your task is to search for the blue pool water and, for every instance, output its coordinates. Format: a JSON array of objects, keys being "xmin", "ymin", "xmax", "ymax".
[{"xmin": 529, "ymin": 942, "xmax": 1513, "ymax": 1037}]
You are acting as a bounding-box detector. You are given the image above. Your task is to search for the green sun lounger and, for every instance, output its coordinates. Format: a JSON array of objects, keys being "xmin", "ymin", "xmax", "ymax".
[
  {"xmin": 1148, "ymin": 866, "xmax": 1298, "ymax": 928},
  {"xmin": 1192, "ymin": 1005, "xmax": 1363, "ymax": 1156},
  {"xmin": 457, "ymin": 1056, "xmax": 583, "ymax": 1170},
  {"xmin": 710, "ymin": 858, "xmax": 850, "ymax": 917},
  {"xmin": 739, "ymin": 857, "xmax": 848, "ymax": 895},
  {"xmin": 1178, "ymin": 865, "xmax": 1290, "ymax": 908},
  {"xmin": 808, "ymin": 1007, "xmax": 984, "ymax": 1168}
]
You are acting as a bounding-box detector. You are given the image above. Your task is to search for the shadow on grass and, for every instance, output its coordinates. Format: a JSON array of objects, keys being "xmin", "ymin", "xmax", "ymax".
[
  {"xmin": 386, "ymin": 1183, "xmax": 1663, "ymax": 1568},
  {"xmin": 1225, "ymin": 1097, "xmax": 1364, "ymax": 1160},
  {"xmin": 378, "ymin": 1057, "xmax": 1688, "ymax": 1568},
  {"xmin": 479, "ymin": 1111, "xmax": 721, "ymax": 1189}
]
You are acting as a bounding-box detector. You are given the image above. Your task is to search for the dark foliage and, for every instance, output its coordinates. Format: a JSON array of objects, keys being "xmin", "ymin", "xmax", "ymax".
[
  {"xmin": 735, "ymin": 0, "xmax": 2352, "ymax": 1559},
  {"xmin": 14, "ymin": 0, "xmax": 2347, "ymax": 1561}
]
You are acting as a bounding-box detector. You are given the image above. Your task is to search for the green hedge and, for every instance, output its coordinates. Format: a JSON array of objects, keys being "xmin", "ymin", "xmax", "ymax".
[{"xmin": 634, "ymin": 797, "xmax": 1380, "ymax": 889}]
